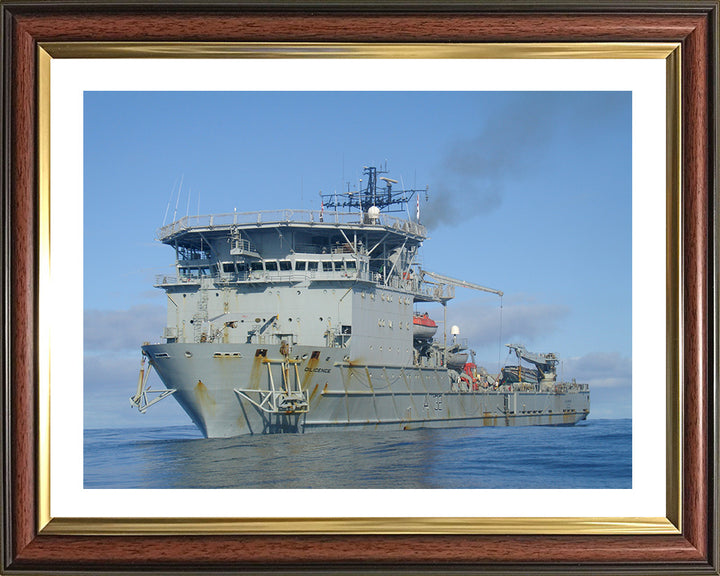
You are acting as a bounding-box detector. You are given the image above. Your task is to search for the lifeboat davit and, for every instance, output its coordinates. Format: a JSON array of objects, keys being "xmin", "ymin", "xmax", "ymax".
[{"xmin": 413, "ymin": 313, "xmax": 438, "ymax": 340}]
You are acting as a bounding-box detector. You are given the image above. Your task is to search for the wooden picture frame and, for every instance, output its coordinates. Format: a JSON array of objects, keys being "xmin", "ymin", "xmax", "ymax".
[{"xmin": 2, "ymin": 1, "xmax": 717, "ymax": 573}]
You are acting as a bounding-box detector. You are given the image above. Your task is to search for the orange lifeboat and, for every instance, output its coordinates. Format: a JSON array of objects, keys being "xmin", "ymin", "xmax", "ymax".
[{"xmin": 412, "ymin": 313, "xmax": 438, "ymax": 340}]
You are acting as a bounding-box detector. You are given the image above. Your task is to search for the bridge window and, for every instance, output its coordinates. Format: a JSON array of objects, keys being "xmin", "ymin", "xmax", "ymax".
[
  {"xmin": 295, "ymin": 261, "xmax": 306, "ymax": 271},
  {"xmin": 345, "ymin": 260, "xmax": 356, "ymax": 270},
  {"xmin": 308, "ymin": 261, "xmax": 318, "ymax": 271},
  {"xmin": 334, "ymin": 261, "xmax": 343, "ymax": 271},
  {"xmin": 279, "ymin": 261, "xmax": 292, "ymax": 271},
  {"xmin": 265, "ymin": 261, "xmax": 278, "ymax": 271},
  {"xmin": 322, "ymin": 261, "xmax": 333, "ymax": 271},
  {"xmin": 222, "ymin": 263, "xmax": 235, "ymax": 273},
  {"xmin": 250, "ymin": 262, "xmax": 263, "ymax": 272}
]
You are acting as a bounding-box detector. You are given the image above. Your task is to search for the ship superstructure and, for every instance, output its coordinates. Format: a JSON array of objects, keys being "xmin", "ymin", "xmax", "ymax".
[{"xmin": 132, "ymin": 166, "xmax": 589, "ymax": 437}]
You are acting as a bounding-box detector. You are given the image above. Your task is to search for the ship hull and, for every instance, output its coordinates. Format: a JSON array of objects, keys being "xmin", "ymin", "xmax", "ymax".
[{"xmin": 143, "ymin": 342, "xmax": 590, "ymax": 438}]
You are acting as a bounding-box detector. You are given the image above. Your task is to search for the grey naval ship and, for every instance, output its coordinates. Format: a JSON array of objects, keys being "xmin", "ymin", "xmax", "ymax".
[{"xmin": 131, "ymin": 166, "xmax": 590, "ymax": 437}]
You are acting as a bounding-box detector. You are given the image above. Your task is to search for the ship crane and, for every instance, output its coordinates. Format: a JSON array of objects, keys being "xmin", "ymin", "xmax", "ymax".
[
  {"xmin": 420, "ymin": 269, "xmax": 504, "ymax": 298},
  {"xmin": 506, "ymin": 343, "xmax": 558, "ymax": 382},
  {"xmin": 419, "ymin": 270, "xmax": 503, "ymax": 368}
]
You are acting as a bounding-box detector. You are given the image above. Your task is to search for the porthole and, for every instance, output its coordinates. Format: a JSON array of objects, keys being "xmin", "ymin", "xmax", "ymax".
[
  {"xmin": 319, "ymin": 317, "xmax": 324, "ymax": 322},
  {"xmin": 302, "ymin": 353, "xmax": 309, "ymax": 360},
  {"xmin": 185, "ymin": 351, "xmax": 192, "ymax": 358}
]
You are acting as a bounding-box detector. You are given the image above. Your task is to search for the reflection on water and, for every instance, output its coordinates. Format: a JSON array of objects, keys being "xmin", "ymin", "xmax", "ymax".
[{"xmin": 84, "ymin": 419, "xmax": 630, "ymax": 489}]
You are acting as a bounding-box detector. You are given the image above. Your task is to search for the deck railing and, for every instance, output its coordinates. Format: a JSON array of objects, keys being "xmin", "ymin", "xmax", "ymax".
[
  {"xmin": 157, "ymin": 209, "xmax": 426, "ymax": 240},
  {"xmin": 154, "ymin": 269, "xmax": 453, "ymax": 302}
]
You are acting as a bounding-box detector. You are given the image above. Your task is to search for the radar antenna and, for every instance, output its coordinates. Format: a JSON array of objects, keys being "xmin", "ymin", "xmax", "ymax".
[{"xmin": 321, "ymin": 165, "xmax": 426, "ymax": 215}]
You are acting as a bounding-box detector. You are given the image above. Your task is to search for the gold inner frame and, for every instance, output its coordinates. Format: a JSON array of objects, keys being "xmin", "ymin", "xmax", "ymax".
[{"xmin": 36, "ymin": 42, "xmax": 682, "ymax": 536}]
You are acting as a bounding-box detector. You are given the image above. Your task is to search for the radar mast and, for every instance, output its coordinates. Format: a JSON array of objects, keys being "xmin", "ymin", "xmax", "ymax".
[{"xmin": 321, "ymin": 165, "xmax": 427, "ymax": 217}]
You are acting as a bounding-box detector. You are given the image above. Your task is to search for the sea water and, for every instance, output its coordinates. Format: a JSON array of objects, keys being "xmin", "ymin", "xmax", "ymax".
[{"xmin": 84, "ymin": 418, "xmax": 630, "ymax": 489}]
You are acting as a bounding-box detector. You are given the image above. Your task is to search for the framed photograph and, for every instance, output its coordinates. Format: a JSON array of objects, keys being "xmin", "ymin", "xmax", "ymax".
[{"xmin": 2, "ymin": 1, "xmax": 717, "ymax": 574}]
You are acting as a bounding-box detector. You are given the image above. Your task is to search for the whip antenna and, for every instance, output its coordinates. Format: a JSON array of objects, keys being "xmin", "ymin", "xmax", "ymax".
[{"xmin": 498, "ymin": 294, "xmax": 504, "ymax": 373}]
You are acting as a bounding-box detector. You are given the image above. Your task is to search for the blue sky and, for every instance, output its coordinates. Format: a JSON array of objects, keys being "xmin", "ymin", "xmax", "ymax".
[{"xmin": 84, "ymin": 91, "xmax": 631, "ymax": 428}]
